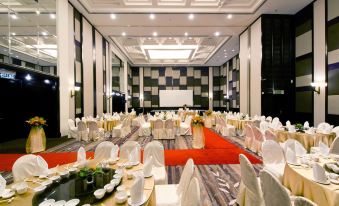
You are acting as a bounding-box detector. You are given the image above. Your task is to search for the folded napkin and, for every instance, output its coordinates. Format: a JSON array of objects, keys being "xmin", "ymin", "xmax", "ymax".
[
  {"xmin": 143, "ymin": 156, "xmax": 153, "ymax": 177},
  {"xmin": 306, "ymin": 127, "xmax": 315, "ymax": 135},
  {"xmin": 77, "ymin": 147, "xmax": 86, "ymax": 163},
  {"xmin": 130, "ymin": 175, "xmax": 145, "ymax": 204},
  {"xmin": 129, "ymin": 148, "xmax": 139, "ymax": 164},
  {"xmin": 286, "ymin": 147, "xmax": 298, "ymax": 164},
  {"xmin": 0, "ymin": 174, "xmax": 6, "ymax": 196},
  {"xmin": 304, "ymin": 121, "xmax": 310, "ymax": 129},
  {"xmin": 110, "ymin": 145, "xmax": 119, "ymax": 160},
  {"xmin": 313, "ymin": 163, "xmax": 328, "ymax": 183},
  {"xmin": 288, "ymin": 125, "xmax": 296, "ymax": 133},
  {"xmin": 319, "ymin": 142, "xmax": 330, "ymax": 156},
  {"xmin": 286, "ymin": 121, "xmax": 291, "ymax": 127}
]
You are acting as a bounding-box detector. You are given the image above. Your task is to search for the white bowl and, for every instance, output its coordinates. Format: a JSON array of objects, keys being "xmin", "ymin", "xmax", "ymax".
[
  {"xmin": 94, "ymin": 189, "xmax": 106, "ymax": 199},
  {"xmin": 59, "ymin": 171, "xmax": 70, "ymax": 179},
  {"xmin": 104, "ymin": 183, "xmax": 114, "ymax": 193},
  {"xmin": 113, "ymin": 174, "xmax": 123, "ymax": 180},
  {"xmin": 34, "ymin": 185, "xmax": 47, "ymax": 194},
  {"xmin": 110, "ymin": 179, "xmax": 120, "ymax": 186},
  {"xmin": 50, "ymin": 175, "xmax": 61, "ymax": 182},
  {"xmin": 116, "ymin": 185, "xmax": 126, "ymax": 192},
  {"xmin": 115, "ymin": 191, "xmax": 128, "ymax": 204},
  {"xmin": 15, "ymin": 182, "xmax": 28, "ymax": 195},
  {"xmin": 115, "ymin": 168, "xmax": 124, "ymax": 175}
]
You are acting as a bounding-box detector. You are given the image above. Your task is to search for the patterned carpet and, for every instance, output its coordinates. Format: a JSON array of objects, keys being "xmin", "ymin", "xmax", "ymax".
[{"xmin": 0, "ymin": 126, "xmax": 263, "ymax": 206}]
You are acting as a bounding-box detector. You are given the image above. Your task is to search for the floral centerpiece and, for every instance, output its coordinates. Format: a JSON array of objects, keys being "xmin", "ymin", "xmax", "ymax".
[
  {"xmin": 295, "ymin": 123, "xmax": 304, "ymax": 133},
  {"xmin": 205, "ymin": 109, "xmax": 213, "ymax": 117},
  {"xmin": 25, "ymin": 116, "xmax": 47, "ymax": 153},
  {"xmin": 192, "ymin": 115, "xmax": 204, "ymax": 126},
  {"xmin": 191, "ymin": 115, "xmax": 205, "ymax": 149}
]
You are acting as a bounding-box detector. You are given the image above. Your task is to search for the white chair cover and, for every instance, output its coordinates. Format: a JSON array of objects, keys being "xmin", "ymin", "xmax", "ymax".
[
  {"xmin": 260, "ymin": 121, "xmax": 270, "ymax": 132},
  {"xmin": 180, "ymin": 116, "xmax": 192, "ymax": 136},
  {"xmin": 68, "ymin": 119, "xmax": 79, "ymax": 140},
  {"xmin": 317, "ymin": 122, "xmax": 332, "ymax": 134},
  {"xmin": 144, "ymin": 141, "xmax": 167, "ymax": 185},
  {"xmin": 138, "ymin": 116, "xmax": 151, "ymax": 137},
  {"xmin": 330, "ymin": 137, "xmax": 339, "ymax": 155},
  {"xmin": 177, "ymin": 158, "xmax": 195, "ymax": 195},
  {"xmin": 75, "ymin": 118, "xmax": 81, "ymax": 126},
  {"xmin": 12, "ymin": 155, "xmax": 49, "ymax": 182},
  {"xmin": 220, "ymin": 118, "xmax": 236, "ymax": 137},
  {"xmin": 77, "ymin": 121, "xmax": 89, "ymax": 142},
  {"xmin": 262, "ymin": 140, "xmax": 285, "ymax": 182},
  {"xmin": 120, "ymin": 141, "xmax": 141, "ymax": 161},
  {"xmin": 153, "ymin": 119, "xmax": 164, "ymax": 140},
  {"xmin": 244, "ymin": 124, "xmax": 254, "ymax": 150},
  {"xmin": 283, "ymin": 139, "xmax": 307, "ymax": 157},
  {"xmin": 181, "ymin": 177, "xmax": 200, "ymax": 206},
  {"xmin": 237, "ymin": 154, "xmax": 264, "ymax": 206},
  {"xmin": 252, "ymin": 126, "xmax": 265, "ymax": 154},
  {"xmin": 88, "ymin": 121, "xmax": 104, "ymax": 141},
  {"xmin": 264, "ymin": 130, "xmax": 278, "ymax": 142},
  {"xmin": 94, "ymin": 141, "xmax": 115, "ymax": 161},
  {"xmin": 164, "ymin": 119, "xmax": 175, "ymax": 140},
  {"xmin": 259, "ymin": 170, "xmax": 292, "ymax": 206},
  {"xmin": 332, "ymin": 126, "xmax": 339, "ymax": 137}
]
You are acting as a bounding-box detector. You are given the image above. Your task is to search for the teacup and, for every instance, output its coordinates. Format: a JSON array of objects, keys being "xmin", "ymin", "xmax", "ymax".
[
  {"xmin": 115, "ymin": 191, "xmax": 128, "ymax": 204},
  {"xmin": 15, "ymin": 182, "xmax": 28, "ymax": 195},
  {"xmin": 94, "ymin": 189, "xmax": 106, "ymax": 199}
]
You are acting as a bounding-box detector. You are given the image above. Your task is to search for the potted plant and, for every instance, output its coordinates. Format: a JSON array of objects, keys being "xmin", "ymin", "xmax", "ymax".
[{"xmin": 25, "ymin": 116, "xmax": 47, "ymax": 153}]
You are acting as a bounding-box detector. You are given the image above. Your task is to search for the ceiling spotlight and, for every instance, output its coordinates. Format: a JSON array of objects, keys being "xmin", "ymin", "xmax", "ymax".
[
  {"xmin": 110, "ymin": 14, "xmax": 116, "ymax": 19},
  {"xmin": 184, "ymin": 32, "xmax": 188, "ymax": 36},
  {"xmin": 188, "ymin": 14, "xmax": 194, "ymax": 20},
  {"xmin": 232, "ymin": 49, "xmax": 235, "ymax": 52},
  {"xmin": 148, "ymin": 37, "xmax": 152, "ymax": 40},
  {"xmin": 11, "ymin": 32, "xmax": 16, "ymax": 36},
  {"xmin": 149, "ymin": 13, "xmax": 155, "ymax": 20},
  {"xmin": 11, "ymin": 14, "xmax": 18, "ymax": 19},
  {"xmin": 41, "ymin": 31, "xmax": 48, "ymax": 36},
  {"xmin": 189, "ymin": 37, "xmax": 192, "ymax": 40},
  {"xmin": 153, "ymin": 32, "xmax": 158, "ymax": 37},
  {"xmin": 36, "ymin": 10, "xmax": 40, "ymax": 15},
  {"xmin": 50, "ymin": 13, "xmax": 56, "ymax": 19},
  {"xmin": 168, "ymin": 37, "xmax": 172, "ymax": 40},
  {"xmin": 214, "ymin": 31, "xmax": 220, "ymax": 36},
  {"xmin": 224, "ymin": 49, "xmax": 226, "ymax": 52},
  {"xmin": 25, "ymin": 74, "xmax": 32, "ymax": 81},
  {"xmin": 122, "ymin": 32, "xmax": 126, "ymax": 36},
  {"xmin": 227, "ymin": 14, "xmax": 233, "ymax": 19},
  {"xmin": 44, "ymin": 79, "xmax": 50, "ymax": 84}
]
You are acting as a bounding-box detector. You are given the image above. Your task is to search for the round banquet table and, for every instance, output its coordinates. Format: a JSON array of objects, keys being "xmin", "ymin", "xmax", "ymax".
[
  {"xmin": 283, "ymin": 159, "xmax": 339, "ymax": 206},
  {"xmin": 4, "ymin": 160, "xmax": 155, "ymax": 206},
  {"xmin": 149, "ymin": 118, "xmax": 181, "ymax": 129},
  {"xmin": 96, "ymin": 119, "xmax": 120, "ymax": 132},
  {"xmin": 226, "ymin": 119, "xmax": 253, "ymax": 130},
  {"xmin": 272, "ymin": 129, "xmax": 336, "ymax": 152}
]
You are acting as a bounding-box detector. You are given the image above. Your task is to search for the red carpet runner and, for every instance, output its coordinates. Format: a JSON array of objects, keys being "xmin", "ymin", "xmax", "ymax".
[{"xmin": 0, "ymin": 128, "xmax": 261, "ymax": 171}]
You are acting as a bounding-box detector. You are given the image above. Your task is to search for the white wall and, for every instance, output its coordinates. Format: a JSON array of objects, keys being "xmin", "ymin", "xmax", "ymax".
[
  {"xmin": 240, "ymin": 30, "xmax": 250, "ymax": 114},
  {"xmin": 250, "ymin": 18, "xmax": 262, "ymax": 116},
  {"xmin": 95, "ymin": 31, "xmax": 104, "ymax": 116},
  {"xmin": 313, "ymin": 0, "xmax": 326, "ymax": 125},
  {"xmin": 82, "ymin": 19, "xmax": 94, "ymax": 117}
]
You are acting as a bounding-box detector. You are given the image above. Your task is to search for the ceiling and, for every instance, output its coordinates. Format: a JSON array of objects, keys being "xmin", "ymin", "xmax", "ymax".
[{"xmin": 71, "ymin": 0, "xmax": 313, "ymax": 66}]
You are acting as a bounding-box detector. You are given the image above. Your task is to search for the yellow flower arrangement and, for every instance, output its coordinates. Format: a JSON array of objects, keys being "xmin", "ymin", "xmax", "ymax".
[
  {"xmin": 192, "ymin": 115, "xmax": 204, "ymax": 126},
  {"xmin": 26, "ymin": 116, "xmax": 47, "ymax": 128},
  {"xmin": 205, "ymin": 109, "xmax": 213, "ymax": 116}
]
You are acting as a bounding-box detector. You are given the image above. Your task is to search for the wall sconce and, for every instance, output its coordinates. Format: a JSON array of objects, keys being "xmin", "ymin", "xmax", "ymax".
[
  {"xmin": 70, "ymin": 86, "xmax": 81, "ymax": 98},
  {"xmin": 310, "ymin": 82, "xmax": 327, "ymax": 94}
]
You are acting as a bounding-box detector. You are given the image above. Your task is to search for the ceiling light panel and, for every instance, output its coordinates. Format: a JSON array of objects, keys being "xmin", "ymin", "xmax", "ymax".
[{"xmin": 148, "ymin": 50, "xmax": 192, "ymax": 59}]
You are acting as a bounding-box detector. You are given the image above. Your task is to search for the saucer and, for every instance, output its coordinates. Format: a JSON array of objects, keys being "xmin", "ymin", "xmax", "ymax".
[
  {"xmin": 127, "ymin": 195, "xmax": 147, "ymax": 206},
  {"xmin": 1, "ymin": 189, "xmax": 15, "ymax": 199},
  {"xmin": 312, "ymin": 178, "xmax": 330, "ymax": 185}
]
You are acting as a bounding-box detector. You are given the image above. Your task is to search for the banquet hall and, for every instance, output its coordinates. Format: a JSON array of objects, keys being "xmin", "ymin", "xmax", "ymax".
[{"xmin": 1, "ymin": 0, "xmax": 339, "ymax": 205}]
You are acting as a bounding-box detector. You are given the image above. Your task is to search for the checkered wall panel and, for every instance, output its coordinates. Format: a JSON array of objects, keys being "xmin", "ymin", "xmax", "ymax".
[
  {"xmin": 221, "ymin": 55, "xmax": 240, "ymax": 110},
  {"xmin": 131, "ymin": 67, "xmax": 140, "ymax": 108}
]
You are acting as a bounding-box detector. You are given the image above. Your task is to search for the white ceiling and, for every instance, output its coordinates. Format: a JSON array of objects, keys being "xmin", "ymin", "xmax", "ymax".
[{"xmin": 70, "ymin": 0, "xmax": 313, "ymax": 66}]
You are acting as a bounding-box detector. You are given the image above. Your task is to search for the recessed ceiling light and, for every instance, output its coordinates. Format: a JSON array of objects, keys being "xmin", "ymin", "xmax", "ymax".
[
  {"xmin": 122, "ymin": 32, "xmax": 126, "ymax": 36},
  {"xmin": 189, "ymin": 37, "xmax": 192, "ymax": 40},
  {"xmin": 214, "ymin": 32, "xmax": 220, "ymax": 36},
  {"xmin": 149, "ymin": 13, "xmax": 155, "ymax": 20},
  {"xmin": 11, "ymin": 32, "xmax": 16, "ymax": 36},
  {"xmin": 50, "ymin": 13, "xmax": 56, "ymax": 19},
  {"xmin": 25, "ymin": 74, "xmax": 32, "ymax": 81},
  {"xmin": 36, "ymin": 10, "xmax": 40, "ymax": 15},
  {"xmin": 153, "ymin": 32, "xmax": 158, "ymax": 37},
  {"xmin": 224, "ymin": 49, "xmax": 226, "ymax": 52},
  {"xmin": 148, "ymin": 37, "xmax": 152, "ymax": 40},
  {"xmin": 11, "ymin": 14, "xmax": 18, "ymax": 19},
  {"xmin": 188, "ymin": 14, "xmax": 194, "ymax": 20},
  {"xmin": 41, "ymin": 31, "xmax": 48, "ymax": 36},
  {"xmin": 232, "ymin": 49, "xmax": 235, "ymax": 52},
  {"xmin": 227, "ymin": 14, "xmax": 233, "ymax": 19},
  {"xmin": 184, "ymin": 32, "xmax": 188, "ymax": 36},
  {"xmin": 168, "ymin": 37, "xmax": 172, "ymax": 39},
  {"xmin": 110, "ymin": 14, "xmax": 116, "ymax": 19}
]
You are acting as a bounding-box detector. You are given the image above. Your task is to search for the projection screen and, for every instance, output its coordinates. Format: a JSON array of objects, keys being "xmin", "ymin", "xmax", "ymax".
[{"xmin": 159, "ymin": 90, "xmax": 193, "ymax": 107}]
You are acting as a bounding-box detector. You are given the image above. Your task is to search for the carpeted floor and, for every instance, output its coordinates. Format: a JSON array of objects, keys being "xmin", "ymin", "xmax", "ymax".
[{"xmin": 0, "ymin": 126, "xmax": 263, "ymax": 206}]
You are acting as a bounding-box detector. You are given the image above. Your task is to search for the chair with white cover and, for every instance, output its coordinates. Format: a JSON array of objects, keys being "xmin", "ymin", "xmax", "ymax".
[
  {"xmin": 317, "ymin": 122, "xmax": 332, "ymax": 134},
  {"xmin": 181, "ymin": 177, "xmax": 200, "ymax": 206},
  {"xmin": 153, "ymin": 119, "xmax": 164, "ymax": 140},
  {"xmin": 264, "ymin": 130, "xmax": 278, "ymax": 142},
  {"xmin": 120, "ymin": 141, "xmax": 141, "ymax": 161},
  {"xmin": 12, "ymin": 155, "xmax": 49, "ymax": 182},
  {"xmin": 138, "ymin": 116, "xmax": 151, "ymax": 137},
  {"xmin": 262, "ymin": 140, "xmax": 285, "ymax": 182},
  {"xmin": 94, "ymin": 141, "xmax": 115, "ymax": 161},
  {"xmin": 180, "ymin": 115, "xmax": 192, "ymax": 136},
  {"xmin": 244, "ymin": 124, "xmax": 255, "ymax": 150},
  {"xmin": 282, "ymin": 139, "xmax": 307, "ymax": 157},
  {"xmin": 332, "ymin": 126, "xmax": 339, "ymax": 137},
  {"xmin": 330, "ymin": 137, "xmax": 339, "ymax": 155},
  {"xmin": 252, "ymin": 126, "xmax": 265, "ymax": 154},
  {"xmin": 68, "ymin": 119, "xmax": 79, "ymax": 140},
  {"xmin": 112, "ymin": 118, "xmax": 129, "ymax": 138},
  {"xmin": 144, "ymin": 141, "xmax": 167, "ymax": 185},
  {"xmin": 266, "ymin": 116, "xmax": 272, "ymax": 122},
  {"xmin": 88, "ymin": 121, "xmax": 104, "ymax": 141},
  {"xmin": 77, "ymin": 121, "xmax": 89, "ymax": 142},
  {"xmin": 220, "ymin": 117, "xmax": 236, "ymax": 137},
  {"xmin": 260, "ymin": 121, "xmax": 270, "ymax": 132},
  {"xmin": 236, "ymin": 154, "xmax": 264, "ymax": 206},
  {"xmin": 155, "ymin": 159, "xmax": 195, "ymax": 206},
  {"xmin": 75, "ymin": 118, "xmax": 81, "ymax": 126},
  {"xmin": 259, "ymin": 170, "xmax": 317, "ymax": 206},
  {"xmin": 164, "ymin": 119, "xmax": 175, "ymax": 140}
]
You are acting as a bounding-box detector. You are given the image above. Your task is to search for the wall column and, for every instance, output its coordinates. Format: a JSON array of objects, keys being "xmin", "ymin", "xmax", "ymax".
[
  {"xmin": 139, "ymin": 67, "xmax": 144, "ymax": 108},
  {"xmin": 124, "ymin": 62, "xmax": 128, "ymax": 112},
  {"xmin": 240, "ymin": 30, "xmax": 250, "ymax": 114},
  {"xmin": 209, "ymin": 67, "xmax": 213, "ymax": 110}
]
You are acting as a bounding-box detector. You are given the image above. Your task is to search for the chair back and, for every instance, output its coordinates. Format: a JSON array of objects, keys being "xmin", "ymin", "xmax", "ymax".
[
  {"xmin": 260, "ymin": 116, "xmax": 266, "ymax": 122},
  {"xmin": 220, "ymin": 117, "xmax": 226, "ymax": 127},
  {"xmin": 94, "ymin": 141, "xmax": 115, "ymax": 161},
  {"xmin": 165, "ymin": 119, "xmax": 174, "ymax": 129},
  {"xmin": 244, "ymin": 124, "xmax": 254, "ymax": 139},
  {"xmin": 283, "ymin": 139, "xmax": 307, "ymax": 157},
  {"xmin": 262, "ymin": 140, "xmax": 285, "ymax": 165},
  {"xmin": 154, "ymin": 119, "xmax": 164, "ymax": 129},
  {"xmin": 272, "ymin": 117, "xmax": 280, "ymax": 124},
  {"xmin": 12, "ymin": 155, "xmax": 49, "ymax": 182},
  {"xmin": 75, "ymin": 118, "xmax": 81, "ymax": 126},
  {"xmin": 260, "ymin": 121, "xmax": 270, "ymax": 131},
  {"xmin": 88, "ymin": 121, "xmax": 98, "ymax": 131},
  {"xmin": 120, "ymin": 141, "xmax": 141, "ymax": 160},
  {"xmin": 185, "ymin": 115, "xmax": 193, "ymax": 124},
  {"xmin": 143, "ymin": 141, "xmax": 165, "ymax": 167},
  {"xmin": 181, "ymin": 177, "xmax": 200, "ymax": 206},
  {"xmin": 259, "ymin": 170, "xmax": 292, "ymax": 206},
  {"xmin": 68, "ymin": 119, "xmax": 76, "ymax": 128},
  {"xmin": 177, "ymin": 159, "xmax": 195, "ymax": 196},
  {"xmin": 330, "ymin": 137, "xmax": 339, "ymax": 155},
  {"xmin": 239, "ymin": 154, "xmax": 264, "ymax": 206},
  {"xmin": 266, "ymin": 116, "xmax": 272, "ymax": 122},
  {"xmin": 332, "ymin": 126, "xmax": 339, "ymax": 137},
  {"xmin": 264, "ymin": 130, "xmax": 278, "ymax": 142},
  {"xmin": 77, "ymin": 121, "xmax": 87, "ymax": 131}
]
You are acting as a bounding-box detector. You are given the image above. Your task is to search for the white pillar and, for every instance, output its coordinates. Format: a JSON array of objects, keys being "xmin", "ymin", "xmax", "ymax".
[
  {"xmin": 313, "ymin": 0, "xmax": 326, "ymax": 125},
  {"xmin": 124, "ymin": 62, "xmax": 128, "ymax": 112},
  {"xmin": 209, "ymin": 67, "xmax": 213, "ymax": 110},
  {"xmin": 240, "ymin": 29, "xmax": 250, "ymax": 114},
  {"xmin": 57, "ymin": 0, "xmax": 74, "ymax": 136},
  {"xmin": 139, "ymin": 67, "xmax": 144, "ymax": 108}
]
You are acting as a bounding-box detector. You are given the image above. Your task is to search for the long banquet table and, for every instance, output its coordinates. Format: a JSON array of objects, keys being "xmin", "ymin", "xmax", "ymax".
[
  {"xmin": 226, "ymin": 119, "xmax": 254, "ymax": 130},
  {"xmin": 2, "ymin": 160, "xmax": 155, "ymax": 206},
  {"xmin": 283, "ymin": 158, "xmax": 339, "ymax": 206}
]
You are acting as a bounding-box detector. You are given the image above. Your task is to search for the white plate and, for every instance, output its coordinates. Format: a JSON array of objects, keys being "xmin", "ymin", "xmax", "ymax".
[
  {"xmin": 65, "ymin": 199, "xmax": 80, "ymax": 206},
  {"xmin": 39, "ymin": 199, "xmax": 55, "ymax": 206},
  {"xmin": 312, "ymin": 179, "xmax": 330, "ymax": 185},
  {"xmin": 127, "ymin": 195, "xmax": 147, "ymax": 206},
  {"xmin": 1, "ymin": 189, "xmax": 15, "ymax": 199},
  {"xmin": 330, "ymin": 179, "xmax": 339, "ymax": 185},
  {"xmin": 53, "ymin": 200, "xmax": 66, "ymax": 206},
  {"xmin": 131, "ymin": 161, "xmax": 140, "ymax": 166}
]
